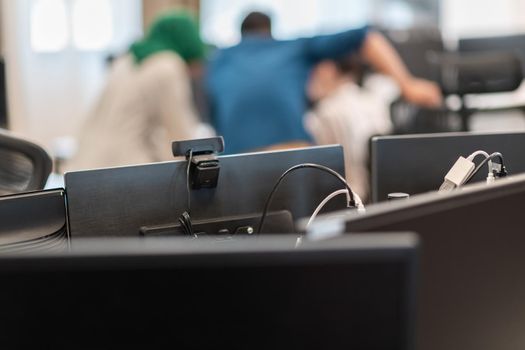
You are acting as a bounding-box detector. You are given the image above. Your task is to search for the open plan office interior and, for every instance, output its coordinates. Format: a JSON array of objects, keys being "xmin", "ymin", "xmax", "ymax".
[{"xmin": 2, "ymin": 0, "xmax": 525, "ymax": 349}]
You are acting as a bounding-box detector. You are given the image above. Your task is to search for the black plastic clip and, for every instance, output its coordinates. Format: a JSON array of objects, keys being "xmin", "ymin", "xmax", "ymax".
[{"xmin": 172, "ymin": 137, "xmax": 225, "ymax": 189}]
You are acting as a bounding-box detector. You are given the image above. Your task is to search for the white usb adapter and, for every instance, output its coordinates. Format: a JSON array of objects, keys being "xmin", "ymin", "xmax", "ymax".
[{"xmin": 439, "ymin": 157, "xmax": 475, "ymax": 192}]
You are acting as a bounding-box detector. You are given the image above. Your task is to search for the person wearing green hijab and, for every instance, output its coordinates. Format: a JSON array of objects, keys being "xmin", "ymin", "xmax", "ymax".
[
  {"xmin": 130, "ymin": 10, "xmax": 205, "ymax": 65},
  {"xmin": 65, "ymin": 10, "xmax": 214, "ymax": 171}
]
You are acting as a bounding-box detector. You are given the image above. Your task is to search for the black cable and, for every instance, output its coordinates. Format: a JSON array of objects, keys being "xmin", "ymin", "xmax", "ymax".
[
  {"xmin": 465, "ymin": 152, "xmax": 505, "ymax": 183},
  {"xmin": 256, "ymin": 163, "xmax": 355, "ymax": 234},
  {"xmin": 464, "ymin": 152, "xmax": 506, "ymax": 184},
  {"xmin": 178, "ymin": 216, "xmax": 190, "ymax": 235},
  {"xmin": 186, "ymin": 149, "xmax": 193, "ymax": 214},
  {"xmin": 178, "ymin": 211, "xmax": 196, "ymax": 238},
  {"xmin": 177, "ymin": 150, "xmax": 195, "ymax": 238}
]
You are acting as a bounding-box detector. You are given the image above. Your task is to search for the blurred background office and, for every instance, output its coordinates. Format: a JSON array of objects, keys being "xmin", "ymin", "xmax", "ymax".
[{"xmin": 1, "ymin": 0, "xmax": 525, "ymax": 193}]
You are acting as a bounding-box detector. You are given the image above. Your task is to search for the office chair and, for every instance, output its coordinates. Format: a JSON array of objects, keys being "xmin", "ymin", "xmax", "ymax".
[
  {"xmin": 382, "ymin": 26, "xmax": 455, "ymax": 134},
  {"xmin": 430, "ymin": 51, "xmax": 524, "ymax": 131},
  {"xmin": 0, "ymin": 129, "xmax": 52, "ymax": 196},
  {"xmin": 391, "ymin": 49, "xmax": 523, "ymax": 134},
  {"xmin": 459, "ymin": 34, "xmax": 525, "ymax": 76}
]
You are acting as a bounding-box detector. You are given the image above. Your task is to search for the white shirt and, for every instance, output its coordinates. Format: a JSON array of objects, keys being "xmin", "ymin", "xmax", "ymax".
[
  {"xmin": 305, "ymin": 81, "xmax": 392, "ymax": 200},
  {"xmin": 65, "ymin": 52, "xmax": 214, "ymax": 172}
]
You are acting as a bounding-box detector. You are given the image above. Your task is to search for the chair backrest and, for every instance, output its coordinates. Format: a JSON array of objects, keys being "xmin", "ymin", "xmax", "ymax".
[
  {"xmin": 428, "ymin": 51, "xmax": 523, "ymax": 95},
  {"xmin": 459, "ymin": 34, "xmax": 525, "ymax": 78},
  {"xmin": 0, "ymin": 129, "xmax": 52, "ymax": 195}
]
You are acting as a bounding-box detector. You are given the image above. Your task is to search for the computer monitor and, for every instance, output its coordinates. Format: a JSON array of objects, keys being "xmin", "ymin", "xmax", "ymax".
[
  {"xmin": 0, "ymin": 57, "xmax": 7, "ymax": 128},
  {"xmin": 371, "ymin": 131, "xmax": 525, "ymax": 202},
  {"xmin": 0, "ymin": 189, "xmax": 67, "ymax": 253},
  {"xmin": 0, "ymin": 233, "xmax": 418, "ymax": 349},
  {"xmin": 309, "ymin": 173, "xmax": 525, "ymax": 350},
  {"xmin": 65, "ymin": 145, "xmax": 347, "ymax": 237}
]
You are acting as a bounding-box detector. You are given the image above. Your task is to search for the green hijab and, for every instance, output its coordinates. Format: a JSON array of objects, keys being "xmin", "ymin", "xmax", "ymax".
[{"xmin": 130, "ymin": 11, "xmax": 205, "ymax": 65}]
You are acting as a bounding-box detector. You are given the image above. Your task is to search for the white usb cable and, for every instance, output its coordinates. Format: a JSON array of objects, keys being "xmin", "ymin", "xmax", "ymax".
[
  {"xmin": 467, "ymin": 150, "xmax": 493, "ymax": 180},
  {"xmin": 440, "ymin": 150, "xmax": 500, "ymax": 192},
  {"xmin": 305, "ymin": 189, "xmax": 365, "ymax": 230}
]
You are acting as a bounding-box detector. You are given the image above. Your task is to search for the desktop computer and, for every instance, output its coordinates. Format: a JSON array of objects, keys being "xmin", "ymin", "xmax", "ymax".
[
  {"xmin": 371, "ymin": 131, "xmax": 525, "ymax": 202},
  {"xmin": 308, "ymin": 173, "xmax": 525, "ymax": 350},
  {"xmin": 0, "ymin": 234, "xmax": 418, "ymax": 349}
]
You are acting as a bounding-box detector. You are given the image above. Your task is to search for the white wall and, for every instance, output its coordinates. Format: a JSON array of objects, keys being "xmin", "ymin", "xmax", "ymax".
[
  {"xmin": 1, "ymin": 0, "xmax": 142, "ymax": 151},
  {"xmin": 200, "ymin": 0, "xmax": 372, "ymax": 48},
  {"xmin": 441, "ymin": 0, "xmax": 525, "ymax": 42},
  {"xmin": 201, "ymin": 0, "xmax": 430, "ymax": 48}
]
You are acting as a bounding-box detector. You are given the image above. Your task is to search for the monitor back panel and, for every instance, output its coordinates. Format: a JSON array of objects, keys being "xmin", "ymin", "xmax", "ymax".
[
  {"xmin": 346, "ymin": 175, "xmax": 525, "ymax": 350},
  {"xmin": 0, "ymin": 189, "xmax": 67, "ymax": 250},
  {"xmin": 371, "ymin": 132, "xmax": 525, "ymax": 202},
  {"xmin": 65, "ymin": 146, "xmax": 346, "ymax": 237},
  {"xmin": 0, "ymin": 234, "xmax": 417, "ymax": 350}
]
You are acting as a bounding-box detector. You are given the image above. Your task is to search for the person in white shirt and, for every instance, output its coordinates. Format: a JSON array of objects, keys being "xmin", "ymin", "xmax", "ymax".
[
  {"xmin": 65, "ymin": 11, "xmax": 213, "ymax": 172},
  {"xmin": 305, "ymin": 55, "xmax": 393, "ymax": 201}
]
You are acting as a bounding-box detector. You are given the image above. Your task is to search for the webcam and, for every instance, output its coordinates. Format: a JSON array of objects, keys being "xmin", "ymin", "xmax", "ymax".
[{"xmin": 172, "ymin": 136, "xmax": 225, "ymax": 190}]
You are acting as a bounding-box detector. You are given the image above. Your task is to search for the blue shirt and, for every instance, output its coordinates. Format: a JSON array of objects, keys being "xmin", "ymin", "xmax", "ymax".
[{"xmin": 206, "ymin": 26, "xmax": 369, "ymax": 154}]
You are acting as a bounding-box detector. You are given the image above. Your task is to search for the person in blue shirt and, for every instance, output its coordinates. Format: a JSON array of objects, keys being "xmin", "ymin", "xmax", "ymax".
[{"xmin": 206, "ymin": 12, "xmax": 442, "ymax": 154}]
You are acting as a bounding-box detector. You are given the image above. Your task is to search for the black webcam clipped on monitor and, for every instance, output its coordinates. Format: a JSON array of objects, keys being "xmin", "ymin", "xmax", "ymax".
[{"xmin": 172, "ymin": 136, "xmax": 225, "ymax": 190}]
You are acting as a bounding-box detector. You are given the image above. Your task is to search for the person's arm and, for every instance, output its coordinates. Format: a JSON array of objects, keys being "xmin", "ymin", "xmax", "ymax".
[
  {"xmin": 359, "ymin": 31, "xmax": 443, "ymax": 108},
  {"xmin": 304, "ymin": 27, "xmax": 369, "ymax": 62}
]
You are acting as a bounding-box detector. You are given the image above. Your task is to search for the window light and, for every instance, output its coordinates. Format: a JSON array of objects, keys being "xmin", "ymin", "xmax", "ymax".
[
  {"xmin": 72, "ymin": 0, "xmax": 113, "ymax": 50},
  {"xmin": 30, "ymin": 0, "xmax": 69, "ymax": 53}
]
